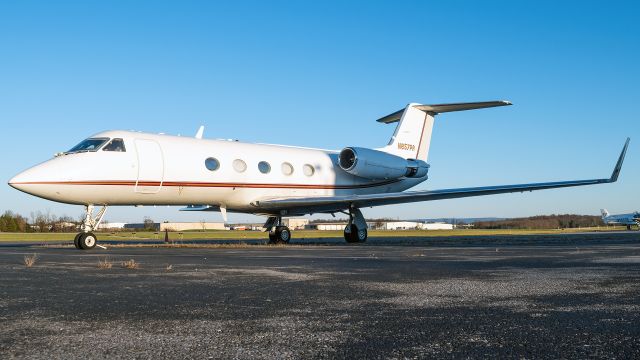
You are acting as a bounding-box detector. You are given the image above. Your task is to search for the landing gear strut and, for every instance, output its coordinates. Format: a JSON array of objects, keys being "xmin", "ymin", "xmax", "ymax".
[
  {"xmin": 264, "ymin": 216, "xmax": 291, "ymax": 244},
  {"xmin": 344, "ymin": 207, "xmax": 367, "ymax": 243},
  {"xmin": 74, "ymin": 204, "xmax": 107, "ymax": 250}
]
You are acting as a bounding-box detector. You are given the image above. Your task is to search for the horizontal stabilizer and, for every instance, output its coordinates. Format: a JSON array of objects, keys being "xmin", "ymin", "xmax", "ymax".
[{"xmin": 377, "ymin": 100, "xmax": 512, "ymax": 124}]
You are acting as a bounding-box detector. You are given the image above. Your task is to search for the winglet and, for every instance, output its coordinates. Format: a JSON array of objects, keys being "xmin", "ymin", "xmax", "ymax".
[
  {"xmin": 195, "ymin": 125, "xmax": 204, "ymax": 139},
  {"xmin": 609, "ymin": 137, "xmax": 630, "ymax": 182}
]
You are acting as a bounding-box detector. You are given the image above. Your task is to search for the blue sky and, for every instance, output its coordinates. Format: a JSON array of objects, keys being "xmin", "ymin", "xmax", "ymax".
[{"xmin": 1, "ymin": 1, "xmax": 638, "ymax": 223}]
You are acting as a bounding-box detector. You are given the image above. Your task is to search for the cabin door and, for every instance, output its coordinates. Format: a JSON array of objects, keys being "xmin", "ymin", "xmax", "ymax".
[{"xmin": 134, "ymin": 139, "xmax": 164, "ymax": 193}]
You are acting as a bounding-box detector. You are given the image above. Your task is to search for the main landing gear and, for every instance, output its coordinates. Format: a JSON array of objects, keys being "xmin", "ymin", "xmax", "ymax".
[
  {"xmin": 74, "ymin": 204, "xmax": 107, "ymax": 250},
  {"xmin": 263, "ymin": 207, "xmax": 368, "ymax": 245},
  {"xmin": 343, "ymin": 207, "xmax": 368, "ymax": 243},
  {"xmin": 264, "ymin": 216, "xmax": 291, "ymax": 244}
]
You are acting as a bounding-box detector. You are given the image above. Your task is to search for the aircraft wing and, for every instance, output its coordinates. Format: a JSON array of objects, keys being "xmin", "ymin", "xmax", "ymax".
[{"xmin": 252, "ymin": 138, "xmax": 630, "ymax": 214}]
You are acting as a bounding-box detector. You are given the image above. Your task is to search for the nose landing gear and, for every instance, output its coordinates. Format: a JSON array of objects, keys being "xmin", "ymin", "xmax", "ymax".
[{"xmin": 73, "ymin": 204, "xmax": 107, "ymax": 250}]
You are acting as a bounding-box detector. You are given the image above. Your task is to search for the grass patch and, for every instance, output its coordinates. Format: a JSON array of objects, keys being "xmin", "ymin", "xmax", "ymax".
[
  {"xmin": 122, "ymin": 259, "xmax": 139, "ymax": 269},
  {"xmin": 107, "ymin": 243, "xmax": 263, "ymax": 249},
  {"xmin": 0, "ymin": 226, "xmax": 630, "ymax": 243},
  {"xmin": 97, "ymin": 257, "xmax": 113, "ymax": 269},
  {"xmin": 23, "ymin": 253, "xmax": 37, "ymax": 267}
]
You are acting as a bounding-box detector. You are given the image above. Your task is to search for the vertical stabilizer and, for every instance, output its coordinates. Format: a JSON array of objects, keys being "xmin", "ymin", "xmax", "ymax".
[
  {"xmin": 379, "ymin": 103, "xmax": 434, "ymax": 161},
  {"xmin": 376, "ymin": 101, "xmax": 511, "ymax": 162},
  {"xmin": 601, "ymin": 209, "xmax": 609, "ymax": 218}
]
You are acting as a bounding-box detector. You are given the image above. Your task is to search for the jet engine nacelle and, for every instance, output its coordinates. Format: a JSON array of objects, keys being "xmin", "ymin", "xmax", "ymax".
[{"xmin": 338, "ymin": 147, "xmax": 429, "ymax": 180}]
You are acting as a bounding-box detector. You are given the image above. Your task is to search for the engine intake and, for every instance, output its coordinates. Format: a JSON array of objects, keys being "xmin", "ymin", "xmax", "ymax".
[{"xmin": 338, "ymin": 147, "xmax": 429, "ymax": 180}]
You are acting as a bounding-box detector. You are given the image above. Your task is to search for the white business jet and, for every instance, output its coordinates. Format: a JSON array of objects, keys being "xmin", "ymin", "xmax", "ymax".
[
  {"xmin": 8, "ymin": 101, "xmax": 630, "ymax": 249},
  {"xmin": 600, "ymin": 209, "xmax": 640, "ymax": 230}
]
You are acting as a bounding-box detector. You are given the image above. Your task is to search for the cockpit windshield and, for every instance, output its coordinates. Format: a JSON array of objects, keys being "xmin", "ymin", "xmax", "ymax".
[
  {"xmin": 66, "ymin": 138, "xmax": 109, "ymax": 154},
  {"xmin": 102, "ymin": 138, "xmax": 126, "ymax": 152}
]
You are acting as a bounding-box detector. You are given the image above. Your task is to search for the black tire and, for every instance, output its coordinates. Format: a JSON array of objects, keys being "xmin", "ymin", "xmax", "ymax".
[
  {"xmin": 268, "ymin": 231, "xmax": 277, "ymax": 244},
  {"xmin": 355, "ymin": 226, "xmax": 367, "ymax": 243},
  {"xmin": 344, "ymin": 224, "xmax": 367, "ymax": 243},
  {"xmin": 73, "ymin": 233, "xmax": 82, "ymax": 249},
  {"xmin": 275, "ymin": 226, "xmax": 291, "ymax": 244},
  {"xmin": 78, "ymin": 232, "xmax": 97, "ymax": 250},
  {"xmin": 344, "ymin": 225, "xmax": 355, "ymax": 243}
]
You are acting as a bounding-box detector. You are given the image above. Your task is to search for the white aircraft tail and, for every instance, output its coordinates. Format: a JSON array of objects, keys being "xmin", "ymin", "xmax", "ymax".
[
  {"xmin": 378, "ymin": 101, "xmax": 511, "ymax": 161},
  {"xmin": 378, "ymin": 103, "xmax": 434, "ymax": 161},
  {"xmin": 601, "ymin": 209, "xmax": 610, "ymax": 218}
]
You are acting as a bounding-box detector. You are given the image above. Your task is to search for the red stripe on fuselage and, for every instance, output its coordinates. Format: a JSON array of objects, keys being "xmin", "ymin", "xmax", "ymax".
[{"xmin": 12, "ymin": 179, "xmax": 401, "ymax": 190}]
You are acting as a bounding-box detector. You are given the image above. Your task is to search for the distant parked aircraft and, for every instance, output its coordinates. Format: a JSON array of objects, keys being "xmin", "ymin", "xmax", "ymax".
[
  {"xmin": 8, "ymin": 100, "xmax": 630, "ymax": 249},
  {"xmin": 601, "ymin": 209, "xmax": 640, "ymax": 230}
]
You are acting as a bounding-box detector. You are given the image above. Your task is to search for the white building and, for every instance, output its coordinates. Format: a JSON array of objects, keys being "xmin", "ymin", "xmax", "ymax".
[
  {"xmin": 284, "ymin": 218, "xmax": 310, "ymax": 229},
  {"xmin": 307, "ymin": 221, "xmax": 453, "ymax": 231},
  {"xmin": 380, "ymin": 221, "xmax": 421, "ymax": 230},
  {"xmin": 373, "ymin": 221, "xmax": 454, "ymax": 230},
  {"xmin": 97, "ymin": 222, "xmax": 127, "ymax": 230},
  {"xmin": 419, "ymin": 222, "xmax": 454, "ymax": 230},
  {"xmin": 159, "ymin": 222, "xmax": 226, "ymax": 231},
  {"xmin": 307, "ymin": 223, "xmax": 348, "ymax": 231}
]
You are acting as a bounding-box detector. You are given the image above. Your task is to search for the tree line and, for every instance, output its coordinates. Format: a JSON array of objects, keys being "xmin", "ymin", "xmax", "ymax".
[
  {"xmin": 0, "ymin": 210, "xmax": 78, "ymax": 232},
  {"xmin": 473, "ymin": 214, "xmax": 605, "ymax": 229}
]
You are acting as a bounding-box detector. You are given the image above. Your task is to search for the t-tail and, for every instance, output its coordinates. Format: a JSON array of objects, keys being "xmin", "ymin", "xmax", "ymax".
[
  {"xmin": 601, "ymin": 209, "xmax": 610, "ymax": 219},
  {"xmin": 378, "ymin": 101, "xmax": 512, "ymax": 161}
]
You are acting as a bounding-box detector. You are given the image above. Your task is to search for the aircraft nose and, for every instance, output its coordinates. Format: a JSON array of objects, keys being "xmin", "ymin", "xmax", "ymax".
[
  {"xmin": 8, "ymin": 169, "xmax": 34, "ymax": 192},
  {"xmin": 8, "ymin": 159, "xmax": 80, "ymax": 203}
]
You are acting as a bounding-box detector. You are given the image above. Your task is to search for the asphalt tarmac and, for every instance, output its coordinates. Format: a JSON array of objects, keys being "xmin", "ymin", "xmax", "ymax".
[{"xmin": 1, "ymin": 232, "xmax": 639, "ymax": 359}]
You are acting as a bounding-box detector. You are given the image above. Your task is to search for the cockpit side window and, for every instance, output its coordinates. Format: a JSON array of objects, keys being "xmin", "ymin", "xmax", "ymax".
[
  {"xmin": 65, "ymin": 138, "xmax": 109, "ymax": 154},
  {"xmin": 102, "ymin": 138, "xmax": 126, "ymax": 152}
]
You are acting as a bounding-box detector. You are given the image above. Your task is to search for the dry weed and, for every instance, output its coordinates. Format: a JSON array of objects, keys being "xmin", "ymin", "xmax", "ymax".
[
  {"xmin": 122, "ymin": 259, "xmax": 139, "ymax": 269},
  {"xmin": 23, "ymin": 254, "xmax": 37, "ymax": 267},
  {"xmin": 98, "ymin": 258, "xmax": 113, "ymax": 269}
]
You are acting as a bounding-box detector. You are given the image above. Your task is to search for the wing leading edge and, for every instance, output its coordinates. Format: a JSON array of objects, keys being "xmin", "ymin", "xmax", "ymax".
[{"xmin": 251, "ymin": 138, "xmax": 630, "ymax": 214}]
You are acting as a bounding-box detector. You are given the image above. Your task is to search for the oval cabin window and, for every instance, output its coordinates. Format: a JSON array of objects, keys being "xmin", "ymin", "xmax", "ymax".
[
  {"xmin": 303, "ymin": 164, "xmax": 315, "ymax": 176},
  {"xmin": 233, "ymin": 159, "xmax": 247, "ymax": 173},
  {"xmin": 281, "ymin": 162, "xmax": 294, "ymax": 176},
  {"xmin": 258, "ymin": 161, "xmax": 271, "ymax": 174},
  {"xmin": 205, "ymin": 157, "xmax": 220, "ymax": 171}
]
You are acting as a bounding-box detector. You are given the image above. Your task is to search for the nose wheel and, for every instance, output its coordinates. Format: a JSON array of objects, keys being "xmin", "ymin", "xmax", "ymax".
[
  {"xmin": 74, "ymin": 232, "xmax": 98, "ymax": 250},
  {"xmin": 73, "ymin": 204, "xmax": 107, "ymax": 250}
]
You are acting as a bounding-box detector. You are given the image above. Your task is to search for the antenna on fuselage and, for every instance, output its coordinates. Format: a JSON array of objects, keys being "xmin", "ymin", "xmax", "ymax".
[{"xmin": 195, "ymin": 125, "xmax": 205, "ymax": 139}]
